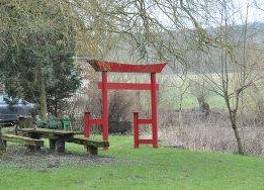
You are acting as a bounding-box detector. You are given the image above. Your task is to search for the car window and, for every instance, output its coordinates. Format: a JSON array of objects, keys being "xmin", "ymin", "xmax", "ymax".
[
  {"xmin": 18, "ymin": 99, "xmax": 29, "ymax": 104},
  {"xmin": 0, "ymin": 94, "xmax": 32, "ymax": 106},
  {"xmin": 0, "ymin": 95, "xmax": 5, "ymax": 104}
]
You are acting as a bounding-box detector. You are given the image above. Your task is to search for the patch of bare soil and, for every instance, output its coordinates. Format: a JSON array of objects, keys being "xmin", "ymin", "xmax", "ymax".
[{"xmin": 0, "ymin": 145, "xmax": 114, "ymax": 170}]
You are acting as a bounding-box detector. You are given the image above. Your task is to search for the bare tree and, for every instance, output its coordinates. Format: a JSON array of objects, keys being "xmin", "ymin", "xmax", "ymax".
[{"xmin": 188, "ymin": 0, "xmax": 264, "ymax": 154}]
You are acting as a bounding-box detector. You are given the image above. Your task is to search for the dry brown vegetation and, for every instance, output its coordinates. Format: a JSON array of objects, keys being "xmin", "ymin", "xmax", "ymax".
[{"xmin": 159, "ymin": 108, "xmax": 264, "ymax": 156}]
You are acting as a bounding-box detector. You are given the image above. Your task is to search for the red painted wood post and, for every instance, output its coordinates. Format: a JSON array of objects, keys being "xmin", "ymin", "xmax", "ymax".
[
  {"xmin": 102, "ymin": 71, "xmax": 109, "ymax": 142},
  {"xmin": 133, "ymin": 112, "xmax": 139, "ymax": 148},
  {"xmin": 83, "ymin": 112, "xmax": 90, "ymax": 137},
  {"xmin": 151, "ymin": 73, "xmax": 158, "ymax": 148},
  {"xmin": 87, "ymin": 60, "xmax": 166, "ymax": 148}
]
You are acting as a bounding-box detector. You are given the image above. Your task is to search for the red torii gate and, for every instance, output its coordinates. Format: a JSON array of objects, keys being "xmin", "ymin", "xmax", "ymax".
[{"xmin": 83, "ymin": 60, "xmax": 166, "ymax": 148}]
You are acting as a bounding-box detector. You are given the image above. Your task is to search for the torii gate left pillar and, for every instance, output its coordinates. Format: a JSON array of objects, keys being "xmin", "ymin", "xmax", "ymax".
[
  {"xmin": 83, "ymin": 60, "xmax": 166, "ymax": 148},
  {"xmin": 83, "ymin": 71, "xmax": 109, "ymax": 141},
  {"xmin": 102, "ymin": 71, "xmax": 109, "ymax": 141}
]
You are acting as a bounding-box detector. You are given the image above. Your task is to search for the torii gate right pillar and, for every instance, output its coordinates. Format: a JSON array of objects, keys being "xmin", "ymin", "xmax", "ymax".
[
  {"xmin": 151, "ymin": 73, "xmax": 158, "ymax": 148},
  {"xmin": 133, "ymin": 72, "xmax": 159, "ymax": 148}
]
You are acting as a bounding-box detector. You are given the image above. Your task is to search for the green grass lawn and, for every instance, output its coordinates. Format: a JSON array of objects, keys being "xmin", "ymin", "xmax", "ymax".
[{"xmin": 1, "ymin": 136, "xmax": 264, "ymax": 190}]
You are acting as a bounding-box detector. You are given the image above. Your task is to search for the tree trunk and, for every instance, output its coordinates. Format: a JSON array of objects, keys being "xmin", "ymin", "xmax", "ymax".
[
  {"xmin": 0, "ymin": 125, "xmax": 5, "ymax": 154},
  {"xmin": 229, "ymin": 113, "xmax": 244, "ymax": 155},
  {"xmin": 225, "ymin": 92, "xmax": 244, "ymax": 155},
  {"xmin": 232, "ymin": 123, "xmax": 244, "ymax": 155},
  {"xmin": 39, "ymin": 70, "xmax": 48, "ymax": 119}
]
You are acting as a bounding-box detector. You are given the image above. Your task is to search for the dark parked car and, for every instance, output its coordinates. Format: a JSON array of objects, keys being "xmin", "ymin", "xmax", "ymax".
[{"xmin": 0, "ymin": 94, "xmax": 35, "ymax": 125}]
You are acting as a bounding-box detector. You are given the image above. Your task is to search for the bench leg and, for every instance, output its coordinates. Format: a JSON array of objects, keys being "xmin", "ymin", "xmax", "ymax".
[
  {"xmin": 26, "ymin": 145, "xmax": 37, "ymax": 152},
  {"xmin": 86, "ymin": 145, "xmax": 98, "ymax": 155},
  {"xmin": 49, "ymin": 139, "xmax": 56, "ymax": 151},
  {"xmin": 36, "ymin": 144, "xmax": 41, "ymax": 151},
  {"xmin": 55, "ymin": 138, "xmax": 65, "ymax": 153},
  {"xmin": 0, "ymin": 140, "xmax": 6, "ymax": 153}
]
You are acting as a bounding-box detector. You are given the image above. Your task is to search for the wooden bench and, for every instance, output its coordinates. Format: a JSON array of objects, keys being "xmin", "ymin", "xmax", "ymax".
[
  {"xmin": 18, "ymin": 128, "xmax": 76, "ymax": 153},
  {"xmin": 67, "ymin": 136, "xmax": 109, "ymax": 155},
  {"xmin": 2, "ymin": 134, "xmax": 44, "ymax": 152}
]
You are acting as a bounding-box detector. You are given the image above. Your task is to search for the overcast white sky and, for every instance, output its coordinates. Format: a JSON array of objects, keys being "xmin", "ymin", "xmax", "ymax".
[
  {"xmin": 235, "ymin": 0, "xmax": 264, "ymax": 23},
  {"xmin": 152, "ymin": 0, "xmax": 264, "ymax": 29}
]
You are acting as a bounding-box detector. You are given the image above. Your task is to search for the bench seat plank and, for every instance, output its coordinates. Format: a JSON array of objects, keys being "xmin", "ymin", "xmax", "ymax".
[
  {"xmin": 18, "ymin": 128, "xmax": 75, "ymax": 136},
  {"xmin": 68, "ymin": 136, "xmax": 109, "ymax": 147},
  {"xmin": 2, "ymin": 134, "xmax": 44, "ymax": 147},
  {"xmin": 67, "ymin": 135, "xmax": 109, "ymax": 155}
]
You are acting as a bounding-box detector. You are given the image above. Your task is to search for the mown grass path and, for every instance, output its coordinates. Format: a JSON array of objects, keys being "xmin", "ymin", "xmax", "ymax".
[{"xmin": 1, "ymin": 136, "xmax": 264, "ymax": 190}]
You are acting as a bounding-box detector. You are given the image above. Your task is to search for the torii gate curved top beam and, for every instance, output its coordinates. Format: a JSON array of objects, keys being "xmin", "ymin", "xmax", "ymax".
[
  {"xmin": 83, "ymin": 60, "xmax": 166, "ymax": 148},
  {"xmin": 88, "ymin": 59, "xmax": 166, "ymax": 73}
]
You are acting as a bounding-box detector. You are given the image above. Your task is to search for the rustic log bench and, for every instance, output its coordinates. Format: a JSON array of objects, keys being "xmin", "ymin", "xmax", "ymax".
[
  {"xmin": 18, "ymin": 128, "xmax": 109, "ymax": 155},
  {"xmin": 18, "ymin": 128, "xmax": 75, "ymax": 153},
  {"xmin": 67, "ymin": 136, "xmax": 109, "ymax": 155},
  {"xmin": 2, "ymin": 134, "xmax": 44, "ymax": 151}
]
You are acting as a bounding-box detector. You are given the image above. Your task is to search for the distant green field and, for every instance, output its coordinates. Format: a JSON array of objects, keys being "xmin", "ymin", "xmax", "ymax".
[
  {"xmin": 158, "ymin": 73, "xmax": 260, "ymax": 110},
  {"xmin": 159, "ymin": 88, "xmax": 226, "ymax": 109},
  {"xmin": 1, "ymin": 136, "xmax": 264, "ymax": 190},
  {"xmin": 110, "ymin": 73, "xmax": 255, "ymax": 110}
]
